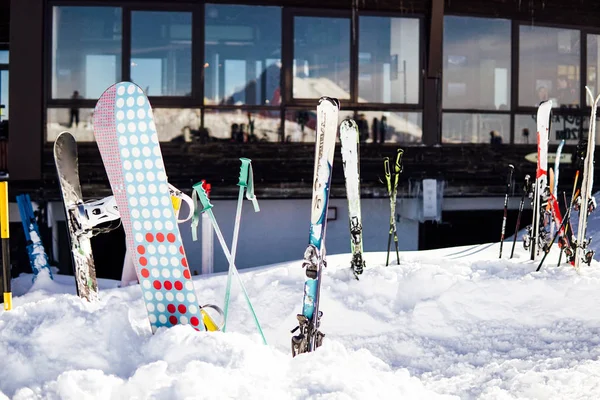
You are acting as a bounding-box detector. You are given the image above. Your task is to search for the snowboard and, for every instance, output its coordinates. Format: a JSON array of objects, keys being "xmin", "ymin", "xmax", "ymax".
[
  {"xmin": 54, "ymin": 131, "xmax": 99, "ymax": 301},
  {"xmin": 339, "ymin": 118, "xmax": 365, "ymax": 279},
  {"xmin": 93, "ymin": 81, "xmax": 214, "ymax": 333}
]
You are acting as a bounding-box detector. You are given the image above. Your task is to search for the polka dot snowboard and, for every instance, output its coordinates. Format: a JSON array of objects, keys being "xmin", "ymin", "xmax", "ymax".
[{"xmin": 93, "ymin": 82, "xmax": 205, "ymax": 333}]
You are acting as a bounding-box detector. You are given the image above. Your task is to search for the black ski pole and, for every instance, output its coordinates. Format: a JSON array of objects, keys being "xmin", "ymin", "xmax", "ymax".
[
  {"xmin": 510, "ymin": 174, "xmax": 530, "ymax": 259},
  {"xmin": 500, "ymin": 164, "xmax": 515, "ymax": 258}
]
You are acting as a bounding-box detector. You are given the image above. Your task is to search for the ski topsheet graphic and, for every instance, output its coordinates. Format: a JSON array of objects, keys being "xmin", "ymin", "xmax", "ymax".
[
  {"xmin": 291, "ymin": 96, "xmax": 339, "ymax": 357},
  {"xmin": 339, "ymin": 118, "xmax": 366, "ymax": 279},
  {"xmin": 54, "ymin": 132, "xmax": 99, "ymax": 301},
  {"xmin": 93, "ymin": 82, "xmax": 215, "ymax": 332}
]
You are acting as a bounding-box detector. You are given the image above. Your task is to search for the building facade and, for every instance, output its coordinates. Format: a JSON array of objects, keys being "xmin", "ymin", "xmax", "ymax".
[{"xmin": 2, "ymin": 0, "xmax": 600, "ymax": 276}]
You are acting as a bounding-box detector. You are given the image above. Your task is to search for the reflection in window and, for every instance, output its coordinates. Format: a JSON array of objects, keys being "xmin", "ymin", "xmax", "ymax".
[
  {"xmin": 587, "ymin": 34, "xmax": 600, "ymax": 106},
  {"xmin": 131, "ymin": 11, "xmax": 192, "ymax": 97},
  {"xmin": 443, "ymin": 16, "xmax": 511, "ymax": 110},
  {"xmin": 284, "ymin": 109, "xmax": 352, "ymax": 142},
  {"xmin": 351, "ymin": 112, "xmax": 422, "ymax": 143},
  {"xmin": 294, "ymin": 16, "xmax": 350, "ymax": 100},
  {"xmin": 0, "ymin": 51, "xmax": 8, "ymax": 64},
  {"xmin": 51, "ymin": 6, "xmax": 122, "ymax": 99},
  {"xmin": 519, "ymin": 26, "xmax": 580, "ymax": 108},
  {"xmin": 204, "ymin": 5, "xmax": 281, "ymax": 106},
  {"xmin": 153, "ymin": 108, "xmax": 200, "ymax": 142},
  {"xmin": 442, "ymin": 113, "xmax": 510, "ymax": 144},
  {"xmin": 0, "ymin": 71, "xmax": 8, "ymax": 120},
  {"xmin": 47, "ymin": 108, "xmax": 96, "ymax": 142},
  {"xmin": 358, "ymin": 16, "xmax": 420, "ymax": 104},
  {"xmin": 514, "ymin": 113, "xmax": 586, "ymax": 145},
  {"xmin": 204, "ymin": 110, "xmax": 282, "ymax": 142}
]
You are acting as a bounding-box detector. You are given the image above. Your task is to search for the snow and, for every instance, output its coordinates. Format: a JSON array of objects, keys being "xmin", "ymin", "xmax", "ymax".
[{"xmin": 3, "ymin": 203, "xmax": 600, "ymax": 398}]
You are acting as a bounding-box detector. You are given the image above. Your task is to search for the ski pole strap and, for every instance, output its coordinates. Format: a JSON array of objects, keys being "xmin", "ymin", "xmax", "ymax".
[
  {"xmin": 238, "ymin": 158, "xmax": 260, "ymax": 212},
  {"xmin": 394, "ymin": 148, "xmax": 404, "ymax": 174},
  {"xmin": 191, "ymin": 181, "xmax": 213, "ymax": 241},
  {"xmin": 384, "ymin": 157, "xmax": 392, "ymax": 195}
]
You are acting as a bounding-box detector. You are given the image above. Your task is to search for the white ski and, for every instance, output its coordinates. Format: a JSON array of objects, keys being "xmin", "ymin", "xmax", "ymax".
[
  {"xmin": 339, "ymin": 118, "xmax": 366, "ymax": 279},
  {"xmin": 575, "ymin": 87, "xmax": 599, "ymax": 270}
]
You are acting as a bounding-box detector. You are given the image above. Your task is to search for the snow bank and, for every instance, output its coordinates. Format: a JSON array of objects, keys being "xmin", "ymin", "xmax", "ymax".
[{"xmin": 3, "ymin": 220, "xmax": 600, "ymax": 398}]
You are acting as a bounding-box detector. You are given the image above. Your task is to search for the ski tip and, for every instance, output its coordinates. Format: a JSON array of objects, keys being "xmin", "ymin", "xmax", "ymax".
[{"xmin": 318, "ymin": 96, "xmax": 341, "ymax": 110}]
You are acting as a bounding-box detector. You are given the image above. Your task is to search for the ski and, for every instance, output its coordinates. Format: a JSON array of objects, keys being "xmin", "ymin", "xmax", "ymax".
[
  {"xmin": 524, "ymin": 100, "xmax": 552, "ymax": 260},
  {"xmin": 551, "ymin": 140, "xmax": 566, "ymax": 237},
  {"xmin": 384, "ymin": 149, "xmax": 404, "ymax": 266},
  {"xmin": 291, "ymin": 96, "xmax": 340, "ymax": 357},
  {"xmin": 54, "ymin": 131, "xmax": 99, "ymax": 301},
  {"xmin": 574, "ymin": 87, "xmax": 599, "ymax": 270},
  {"xmin": 339, "ymin": 118, "xmax": 366, "ymax": 279},
  {"xmin": 499, "ymin": 164, "xmax": 514, "ymax": 258},
  {"xmin": 93, "ymin": 81, "xmax": 219, "ymax": 333}
]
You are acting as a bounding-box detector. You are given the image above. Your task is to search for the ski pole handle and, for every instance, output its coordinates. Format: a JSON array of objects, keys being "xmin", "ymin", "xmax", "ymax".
[
  {"xmin": 238, "ymin": 158, "xmax": 252, "ymax": 188},
  {"xmin": 394, "ymin": 148, "xmax": 404, "ymax": 174},
  {"xmin": 192, "ymin": 181, "xmax": 213, "ymax": 213}
]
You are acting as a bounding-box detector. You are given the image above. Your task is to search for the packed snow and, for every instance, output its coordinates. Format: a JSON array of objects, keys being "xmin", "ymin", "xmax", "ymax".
[{"xmin": 2, "ymin": 198, "xmax": 600, "ymax": 399}]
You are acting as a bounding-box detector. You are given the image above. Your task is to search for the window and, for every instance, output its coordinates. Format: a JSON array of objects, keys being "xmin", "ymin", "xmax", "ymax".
[
  {"xmin": 204, "ymin": 110, "xmax": 282, "ymax": 142},
  {"xmin": 152, "ymin": 108, "xmax": 201, "ymax": 141},
  {"xmin": 47, "ymin": 108, "xmax": 95, "ymax": 142},
  {"xmin": 51, "ymin": 6, "xmax": 122, "ymax": 99},
  {"xmin": 131, "ymin": 11, "xmax": 192, "ymax": 97},
  {"xmin": 351, "ymin": 111, "xmax": 422, "ymax": 143},
  {"xmin": 514, "ymin": 113, "xmax": 585, "ymax": 145},
  {"xmin": 443, "ymin": 16, "xmax": 511, "ymax": 110},
  {"xmin": 442, "ymin": 113, "xmax": 510, "ymax": 144},
  {"xmin": 519, "ymin": 26, "xmax": 580, "ymax": 108},
  {"xmin": 359, "ymin": 16, "xmax": 420, "ymax": 104},
  {"xmin": 204, "ymin": 5, "xmax": 281, "ymax": 106},
  {"xmin": 0, "ymin": 51, "xmax": 8, "ymax": 64},
  {"xmin": 294, "ymin": 16, "xmax": 350, "ymax": 100},
  {"xmin": 0, "ymin": 71, "xmax": 7, "ymax": 120},
  {"xmin": 587, "ymin": 34, "xmax": 600, "ymax": 105},
  {"xmin": 284, "ymin": 109, "xmax": 354, "ymax": 142}
]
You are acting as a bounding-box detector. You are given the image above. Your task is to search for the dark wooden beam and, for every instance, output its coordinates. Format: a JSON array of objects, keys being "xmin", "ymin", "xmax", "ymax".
[{"xmin": 9, "ymin": 0, "xmax": 43, "ymax": 180}]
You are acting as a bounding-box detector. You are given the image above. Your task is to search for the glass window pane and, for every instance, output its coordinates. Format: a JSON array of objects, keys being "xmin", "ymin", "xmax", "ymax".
[
  {"xmin": 443, "ymin": 16, "xmax": 511, "ymax": 110},
  {"xmin": 47, "ymin": 108, "xmax": 95, "ymax": 142},
  {"xmin": 294, "ymin": 16, "xmax": 350, "ymax": 100},
  {"xmin": 514, "ymin": 113, "xmax": 585, "ymax": 145},
  {"xmin": 358, "ymin": 17, "xmax": 420, "ymax": 104},
  {"xmin": 442, "ymin": 113, "xmax": 510, "ymax": 144},
  {"xmin": 587, "ymin": 34, "xmax": 600, "ymax": 106},
  {"xmin": 519, "ymin": 26, "xmax": 580, "ymax": 108},
  {"xmin": 204, "ymin": 110, "xmax": 282, "ymax": 142},
  {"xmin": 284, "ymin": 109, "xmax": 354, "ymax": 142},
  {"xmin": 52, "ymin": 6, "xmax": 122, "ymax": 99},
  {"xmin": 152, "ymin": 108, "xmax": 201, "ymax": 141},
  {"xmin": 131, "ymin": 11, "xmax": 192, "ymax": 97},
  {"xmin": 351, "ymin": 112, "xmax": 422, "ymax": 143},
  {"xmin": 0, "ymin": 51, "xmax": 8, "ymax": 64},
  {"xmin": 205, "ymin": 5, "xmax": 281, "ymax": 106},
  {"xmin": 0, "ymin": 70, "xmax": 7, "ymax": 120}
]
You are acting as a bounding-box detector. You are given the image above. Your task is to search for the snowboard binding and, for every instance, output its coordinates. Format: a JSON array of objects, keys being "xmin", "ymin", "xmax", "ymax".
[{"xmin": 291, "ymin": 312, "xmax": 324, "ymax": 357}]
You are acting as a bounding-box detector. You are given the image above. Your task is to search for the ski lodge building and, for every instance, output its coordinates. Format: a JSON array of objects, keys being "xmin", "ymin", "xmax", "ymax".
[{"xmin": 0, "ymin": 0, "xmax": 599, "ymax": 277}]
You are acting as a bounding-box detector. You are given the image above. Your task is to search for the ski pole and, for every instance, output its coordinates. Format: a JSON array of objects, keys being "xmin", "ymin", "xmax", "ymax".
[
  {"xmin": 499, "ymin": 164, "xmax": 515, "ymax": 258},
  {"xmin": 392, "ymin": 149, "xmax": 403, "ymax": 265},
  {"xmin": 510, "ymin": 174, "xmax": 530, "ymax": 259},
  {"xmin": 223, "ymin": 158, "xmax": 259, "ymax": 333},
  {"xmin": 191, "ymin": 181, "xmax": 266, "ymax": 345},
  {"xmin": 384, "ymin": 157, "xmax": 392, "ymax": 266}
]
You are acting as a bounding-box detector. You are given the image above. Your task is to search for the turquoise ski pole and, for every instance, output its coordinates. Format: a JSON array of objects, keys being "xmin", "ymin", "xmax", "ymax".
[
  {"xmin": 223, "ymin": 158, "xmax": 260, "ymax": 332},
  {"xmin": 191, "ymin": 180, "xmax": 266, "ymax": 345}
]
